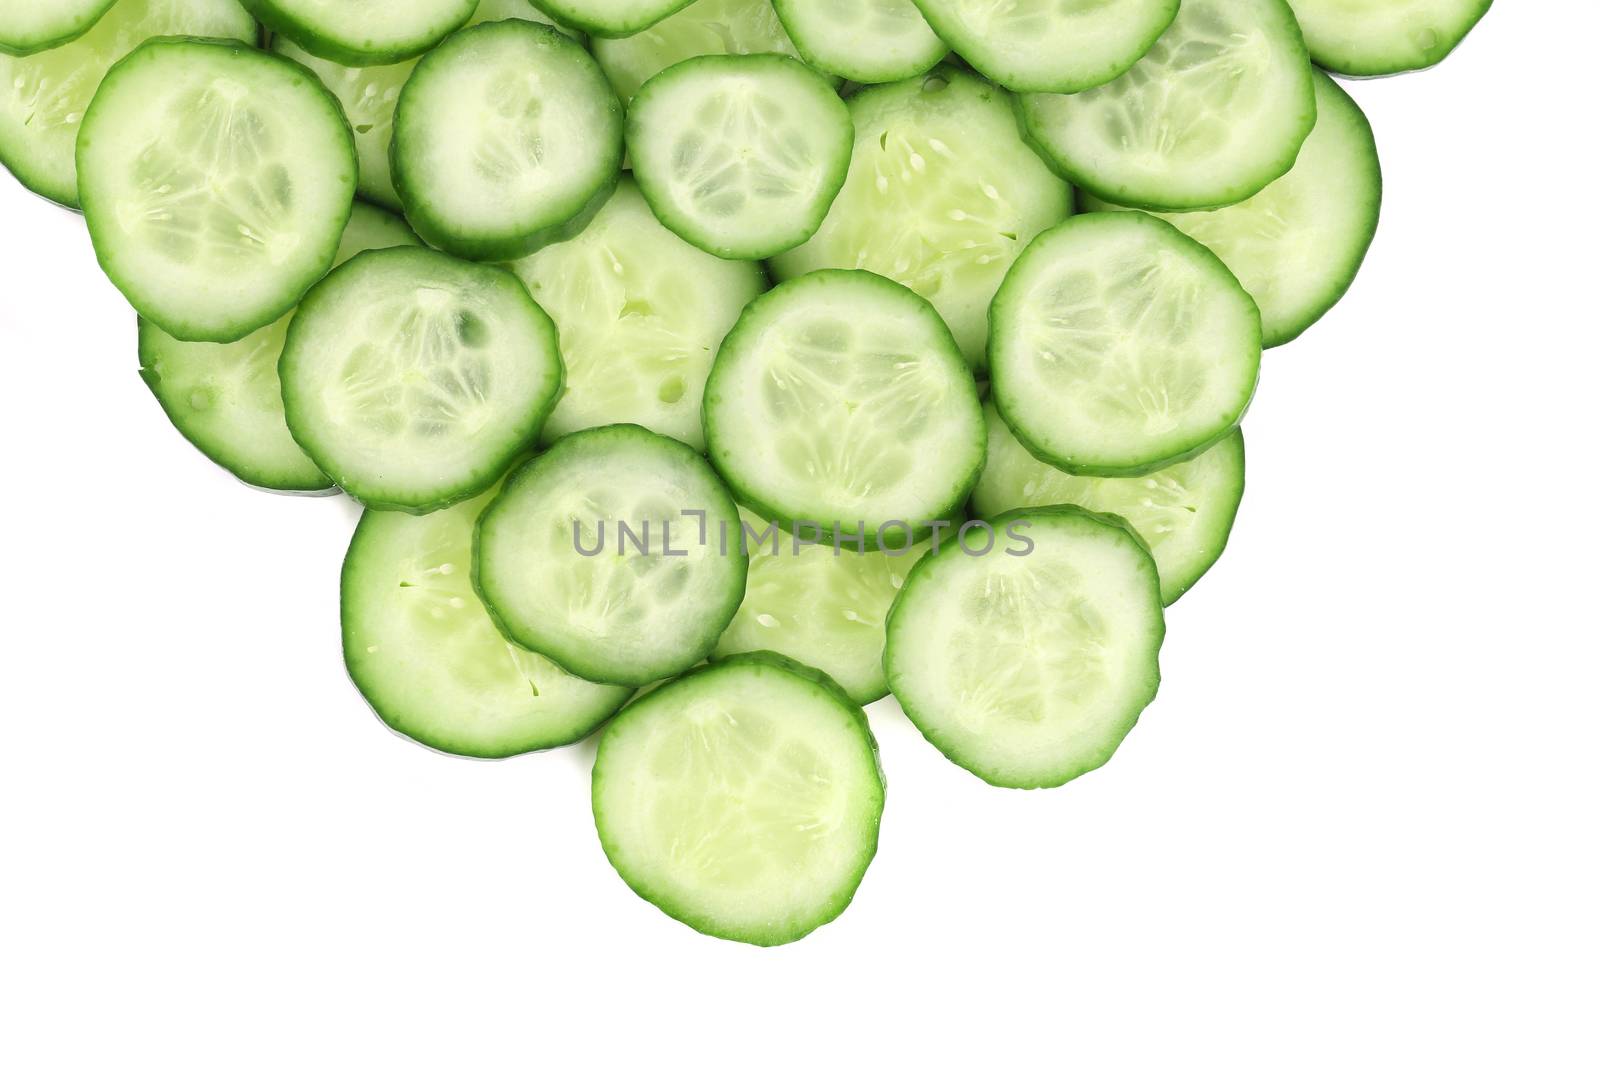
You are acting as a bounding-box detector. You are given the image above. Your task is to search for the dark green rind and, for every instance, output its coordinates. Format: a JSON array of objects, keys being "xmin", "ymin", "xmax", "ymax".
[
  {"xmin": 771, "ymin": 0, "xmax": 947, "ymax": 85},
  {"xmin": 390, "ymin": 20, "xmax": 624, "ymax": 261},
  {"xmin": 885, "ymin": 505, "xmax": 1165, "ymax": 790},
  {"xmin": 1297, "ymin": 0, "xmax": 1492, "ymax": 77},
  {"xmin": 530, "ymin": 0, "xmax": 696, "ymax": 38},
  {"xmin": 0, "ymin": 0, "xmax": 117, "ymax": 57},
  {"xmin": 242, "ymin": 0, "xmax": 475, "ymax": 65},
  {"xmin": 592, "ymin": 652, "xmax": 885, "ymax": 946},
  {"xmin": 626, "ymin": 53, "xmax": 854, "ymax": 260}
]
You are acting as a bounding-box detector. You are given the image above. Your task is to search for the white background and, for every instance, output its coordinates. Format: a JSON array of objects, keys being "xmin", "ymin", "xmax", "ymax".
[{"xmin": 1, "ymin": 6, "xmax": 1595, "ymax": 1064}]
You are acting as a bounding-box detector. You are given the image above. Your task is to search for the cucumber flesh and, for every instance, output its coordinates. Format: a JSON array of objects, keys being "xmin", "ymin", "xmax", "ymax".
[
  {"xmin": 627, "ymin": 54, "xmax": 854, "ymax": 260},
  {"xmin": 0, "ymin": 0, "xmax": 116, "ymax": 57},
  {"xmin": 592, "ymin": 0, "xmax": 815, "ymax": 105},
  {"xmin": 509, "ymin": 178, "xmax": 766, "ymax": 451},
  {"xmin": 771, "ymin": 67, "xmax": 1072, "ymax": 369},
  {"xmin": 772, "ymin": 0, "xmax": 946, "ymax": 85},
  {"xmin": 972, "ymin": 403, "xmax": 1244, "ymax": 605},
  {"xmin": 245, "ymin": 0, "xmax": 476, "ymax": 66},
  {"xmin": 1287, "ymin": 0, "xmax": 1492, "ymax": 76},
  {"xmin": 885, "ymin": 506, "xmax": 1165, "ymax": 789},
  {"xmin": 531, "ymin": 0, "xmax": 696, "ymax": 38},
  {"xmin": 0, "ymin": 0, "xmax": 257, "ymax": 209},
  {"xmin": 988, "ymin": 212, "xmax": 1261, "ymax": 476},
  {"xmin": 592, "ymin": 653, "xmax": 884, "ymax": 946}
]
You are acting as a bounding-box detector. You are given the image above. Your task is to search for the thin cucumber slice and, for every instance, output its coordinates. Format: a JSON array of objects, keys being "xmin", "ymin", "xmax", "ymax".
[
  {"xmin": 627, "ymin": 54, "xmax": 853, "ymax": 260},
  {"xmin": 772, "ymin": 0, "xmax": 946, "ymax": 85},
  {"xmin": 244, "ymin": 0, "xmax": 475, "ymax": 65},
  {"xmin": 592, "ymin": 653, "xmax": 884, "ymax": 945},
  {"xmin": 591, "ymin": 0, "xmax": 815, "ymax": 105},
  {"xmin": 0, "ymin": 0, "xmax": 116, "ymax": 57},
  {"xmin": 138, "ymin": 203, "xmax": 420, "ymax": 494},
  {"xmin": 885, "ymin": 506, "xmax": 1164, "ymax": 789},
  {"xmin": 1019, "ymin": 0, "xmax": 1317, "ymax": 211},
  {"xmin": 715, "ymin": 510, "xmax": 928, "ymax": 704},
  {"xmin": 391, "ymin": 20, "xmax": 622, "ymax": 260},
  {"xmin": 704, "ymin": 270, "xmax": 985, "ymax": 547},
  {"xmin": 1287, "ymin": 0, "xmax": 1492, "ymax": 76},
  {"xmin": 474, "ymin": 424, "xmax": 748, "ymax": 687},
  {"xmin": 1082, "ymin": 73, "xmax": 1381, "ymax": 348},
  {"xmin": 972, "ymin": 403, "xmax": 1244, "ymax": 605},
  {"xmin": 771, "ymin": 68, "xmax": 1072, "ymax": 369},
  {"xmin": 989, "ymin": 213, "xmax": 1261, "ymax": 476},
  {"xmin": 912, "ymin": 0, "xmax": 1176, "ymax": 93},
  {"xmin": 0, "ymin": 0, "xmax": 257, "ymax": 209},
  {"xmin": 531, "ymin": 0, "xmax": 695, "ymax": 38},
  {"xmin": 509, "ymin": 178, "xmax": 766, "ymax": 450},
  {"xmin": 78, "ymin": 38, "xmax": 356, "ymax": 343},
  {"xmin": 281, "ymin": 246, "xmax": 564, "ymax": 512},
  {"xmin": 343, "ymin": 484, "xmax": 632, "ymax": 759}
]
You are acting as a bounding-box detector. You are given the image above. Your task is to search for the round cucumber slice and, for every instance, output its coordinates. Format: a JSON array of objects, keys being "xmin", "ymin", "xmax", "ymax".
[
  {"xmin": 391, "ymin": 19, "xmax": 622, "ymax": 260},
  {"xmin": 244, "ymin": 0, "xmax": 475, "ymax": 65},
  {"xmin": 989, "ymin": 212, "xmax": 1261, "ymax": 476},
  {"xmin": 704, "ymin": 270, "xmax": 986, "ymax": 548},
  {"xmin": 138, "ymin": 203, "xmax": 420, "ymax": 494},
  {"xmin": 0, "ymin": 0, "xmax": 116, "ymax": 57},
  {"xmin": 912, "ymin": 0, "xmax": 1176, "ymax": 93},
  {"xmin": 1287, "ymin": 0, "xmax": 1492, "ymax": 76},
  {"xmin": 0, "ymin": 0, "xmax": 258, "ymax": 209},
  {"xmin": 972, "ymin": 403, "xmax": 1245, "ymax": 605},
  {"xmin": 281, "ymin": 246, "xmax": 564, "ymax": 513},
  {"xmin": 592, "ymin": 653, "xmax": 884, "ymax": 946},
  {"xmin": 1019, "ymin": 0, "xmax": 1316, "ymax": 211},
  {"xmin": 591, "ymin": 0, "xmax": 815, "ymax": 105},
  {"xmin": 474, "ymin": 424, "xmax": 748, "ymax": 688},
  {"xmin": 885, "ymin": 506, "xmax": 1165, "ymax": 789},
  {"xmin": 531, "ymin": 0, "xmax": 695, "ymax": 38},
  {"xmin": 78, "ymin": 38, "xmax": 356, "ymax": 343},
  {"xmin": 509, "ymin": 178, "xmax": 766, "ymax": 451},
  {"xmin": 627, "ymin": 54, "xmax": 853, "ymax": 260},
  {"xmin": 343, "ymin": 485, "xmax": 632, "ymax": 759},
  {"xmin": 1082, "ymin": 72, "xmax": 1382, "ymax": 349},
  {"xmin": 772, "ymin": 0, "xmax": 947, "ymax": 84}
]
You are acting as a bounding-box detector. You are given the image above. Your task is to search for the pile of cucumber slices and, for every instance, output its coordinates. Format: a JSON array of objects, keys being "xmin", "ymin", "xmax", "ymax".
[{"xmin": 2, "ymin": 0, "xmax": 1491, "ymax": 946}]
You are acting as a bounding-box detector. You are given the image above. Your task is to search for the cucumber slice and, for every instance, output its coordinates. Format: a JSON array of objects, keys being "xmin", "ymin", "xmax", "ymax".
[
  {"xmin": 139, "ymin": 203, "xmax": 420, "ymax": 494},
  {"xmin": 531, "ymin": 0, "xmax": 695, "ymax": 38},
  {"xmin": 592, "ymin": 653, "xmax": 884, "ymax": 945},
  {"xmin": 885, "ymin": 506, "xmax": 1165, "ymax": 789},
  {"xmin": 715, "ymin": 510, "xmax": 928, "ymax": 704},
  {"xmin": 474, "ymin": 424, "xmax": 748, "ymax": 687},
  {"xmin": 972, "ymin": 403, "xmax": 1244, "ymax": 605},
  {"xmin": 911, "ymin": 0, "xmax": 1176, "ymax": 93},
  {"xmin": 591, "ymin": 0, "xmax": 814, "ymax": 105},
  {"xmin": 1287, "ymin": 0, "xmax": 1492, "ymax": 76},
  {"xmin": 244, "ymin": 0, "xmax": 475, "ymax": 65},
  {"xmin": 626, "ymin": 54, "xmax": 853, "ymax": 260},
  {"xmin": 772, "ymin": 0, "xmax": 946, "ymax": 84},
  {"xmin": 989, "ymin": 212, "xmax": 1261, "ymax": 476},
  {"xmin": 509, "ymin": 178, "xmax": 766, "ymax": 450},
  {"xmin": 280, "ymin": 246, "xmax": 564, "ymax": 512},
  {"xmin": 770, "ymin": 68, "xmax": 1072, "ymax": 369},
  {"xmin": 391, "ymin": 19, "xmax": 622, "ymax": 260},
  {"xmin": 78, "ymin": 38, "xmax": 356, "ymax": 343},
  {"xmin": 0, "ymin": 0, "xmax": 257, "ymax": 209},
  {"xmin": 1019, "ymin": 0, "xmax": 1316, "ymax": 211},
  {"xmin": 343, "ymin": 484, "xmax": 632, "ymax": 759},
  {"xmin": 1082, "ymin": 73, "xmax": 1381, "ymax": 348},
  {"xmin": 0, "ymin": 0, "xmax": 116, "ymax": 57},
  {"xmin": 704, "ymin": 270, "xmax": 985, "ymax": 547}
]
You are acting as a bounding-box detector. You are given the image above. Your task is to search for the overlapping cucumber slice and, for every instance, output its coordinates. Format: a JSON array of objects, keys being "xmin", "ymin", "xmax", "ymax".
[
  {"xmin": 244, "ymin": 0, "xmax": 475, "ymax": 66},
  {"xmin": 1287, "ymin": 0, "xmax": 1492, "ymax": 76},
  {"xmin": 0, "ymin": 0, "xmax": 116, "ymax": 57},
  {"xmin": 592, "ymin": 0, "xmax": 815, "ymax": 104},
  {"xmin": 532, "ymin": 0, "xmax": 696, "ymax": 38},
  {"xmin": 773, "ymin": 0, "xmax": 947, "ymax": 84}
]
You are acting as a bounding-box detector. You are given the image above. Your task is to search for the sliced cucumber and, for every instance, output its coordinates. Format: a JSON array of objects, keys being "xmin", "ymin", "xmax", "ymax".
[
  {"xmin": 391, "ymin": 19, "xmax": 622, "ymax": 260},
  {"xmin": 244, "ymin": 0, "xmax": 475, "ymax": 65},
  {"xmin": 592, "ymin": 653, "xmax": 884, "ymax": 946},
  {"xmin": 770, "ymin": 68, "xmax": 1072, "ymax": 369},
  {"xmin": 912, "ymin": 0, "xmax": 1175, "ymax": 93},
  {"xmin": 772, "ymin": 0, "xmax": 946, "ymax": 85},
  {"xmin": 343, "ymin": 484, "xmax": 632, "ymax": 759},
  {"xmin": 1082, "ymin": 73, "xmax": 1381, "ymax": 348},
  {"xmin": 989, "ymin": 212, "xmax": 1260, "ymax": 476},
  {"xmin": 627, "ymin": 54, "xmax": 853, "ymax": 260},
  {"xmin": 972, "ymin": 403, "xmax": 1244, "ymax": 605},
  {"xmin": 592, "ymin": 0, "xmax": 813, "ymax": 105},
  {"xmin": 0, "ymin": 0, "xmax": 257, "ymax": 209},
  {"xmin": 531, "ymin": 0, "xmax": 695, "ymax": 38},
  {"xmin": 475, "ymin": 424, "xmax": 748, "ymax": 687},
  {"xmin": 716, "ymin": 510, "xmax": 928, "ymax": 704},
  {"xmin": 704, "ymin": 270, "xmax": 985, "ymax": 547},
  {"xmin": 0, "ymin": 0, "xmax": 116, "ymax": 57},
  {"xmin": 139, "ymin": 203, "xmax": 420, "ymax": 494},
  {"xmin": 509, "ymin": 177, "xmax": 766, "ymax": 450},
  {"xmin": 885, "ymin": 506, "xmax": 1165, "ymax": 789},
  {"xmin": 280, "ymin": 246, "xmax": 564, "ymax": 512},
  {"xmin": 78, "ymin": 38, "xmax": 356, "ymax": 343},
  {"xmin": 1288, "ymin": 0, "xmax": 1492, "ymax": 76},
  {"xmin": 1019, "ymin": 0, "xmax": 1316, "ymax": 211}
]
